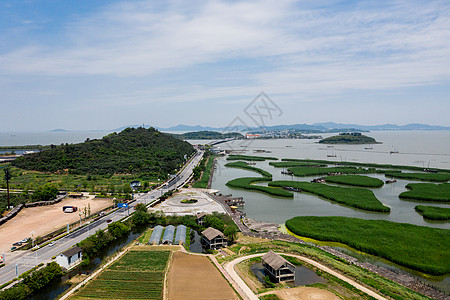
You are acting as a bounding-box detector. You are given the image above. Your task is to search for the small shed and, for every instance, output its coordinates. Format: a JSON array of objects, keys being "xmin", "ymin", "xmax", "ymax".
[
  {"xmin": 196, "ymin": 212, "xmax": 208, "ymax": 226},
  {"xmin": 162, "ymin": 225, "xmax": 175, "ymax": 244},
  {"xmin": 261, "ymin": 251, "xmax": 295, "ymax": 282},
  {"xmin": 201, "ymin": 227, "xmax": 227, "ymax": 250},
  {"xmin": 56, "ymin": 246, "xmax": 83, "ymax": 270},
  {"xmin": 149, "ymin": 225, "xmax": 164, "ymax": 245},
  {"xmin": 175, "ymin": 225, "xmax": 187, "ymax": 245}
]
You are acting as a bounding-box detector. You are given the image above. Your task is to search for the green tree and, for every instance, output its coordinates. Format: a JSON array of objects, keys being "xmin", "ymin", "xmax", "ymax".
[
  {"xmin": 224, "ymin": 226, "xmax": 238, "ymax": 242},
  {"xmin": 131, "ymin": 210, "xmax": 150, "ymax": 227},
  {"xmin": 32, "ymin": 183, "xmax": 58, "ymax": 202},
  {"xmin": 107, "ymin": 222, "xmax": 130, "ymax": 239}
]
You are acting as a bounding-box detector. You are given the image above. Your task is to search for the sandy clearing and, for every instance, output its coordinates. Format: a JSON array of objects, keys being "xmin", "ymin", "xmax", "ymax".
[
  {"xmin": 167, "ymin": 251, "xmax": 239, "ymax": 300},
  {"xmin": 0, "ymin": 194, "xmax": 112, "ymax": 253},
  {"xmin": 261, "ymin": 287, "xmax": 339, "ymax": 300}
]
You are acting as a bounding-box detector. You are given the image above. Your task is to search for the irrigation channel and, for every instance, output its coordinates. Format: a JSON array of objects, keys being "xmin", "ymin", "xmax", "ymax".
[{"xmin": 209, "ymin": 136, "xmax": 450, "ymax": 293}]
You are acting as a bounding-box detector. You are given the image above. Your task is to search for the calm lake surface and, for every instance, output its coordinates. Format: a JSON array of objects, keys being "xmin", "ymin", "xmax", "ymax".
[{"xmin": 208, "ymin": 131, "xmax": 450, "ymax": 292}]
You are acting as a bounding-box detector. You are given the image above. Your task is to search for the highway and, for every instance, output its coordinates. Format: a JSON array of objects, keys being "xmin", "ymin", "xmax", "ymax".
[{"xmin": 0, "ymin": 149, "xmax": 204, "ymax": 286}]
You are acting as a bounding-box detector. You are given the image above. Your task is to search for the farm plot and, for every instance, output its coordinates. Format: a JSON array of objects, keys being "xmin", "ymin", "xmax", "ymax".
[{"xmin": 73, "ymin": 250, "xmax": 170, "ymax": 300}]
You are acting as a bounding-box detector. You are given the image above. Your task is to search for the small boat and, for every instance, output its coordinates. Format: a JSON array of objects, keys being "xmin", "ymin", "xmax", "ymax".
[
  {"xmin": 286, "ymin": 145, "xmax": 292, "ymax": 148},
  {"xmin": 281, "ymin": 171, "xmax": 293, "ymax": 175},
  {"xmin": 311, "ymin": 178, "xmax": 326, "ymax": 183},
  {"xmin": 365, "ymin": 147, "xmax": 373, "ymax": 150},
  {"xmin": 282, "ymin": 186, "xmax": 302, "ymax": 192},
  {"xmin": 385, "ymin": 179, "xmax": 397, "ymax": 184}
]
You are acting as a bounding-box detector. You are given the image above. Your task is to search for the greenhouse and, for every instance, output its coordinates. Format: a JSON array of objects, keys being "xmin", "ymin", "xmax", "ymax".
[
  {"xmin": 149, "ymin": 225, "xmax": 164, "ymax": 245},
  {"xmin": 162, "ymin": 225, "xmax": 175, "ymax": 244},
  {"xmin": 175, "ymin": 225, "xmax": 187, "ymax": 245}
]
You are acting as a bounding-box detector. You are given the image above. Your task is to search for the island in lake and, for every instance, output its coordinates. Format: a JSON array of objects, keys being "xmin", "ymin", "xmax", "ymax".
[{"xmin": 319, "ymin": 132, "xmax": 379, "ymax": 144}]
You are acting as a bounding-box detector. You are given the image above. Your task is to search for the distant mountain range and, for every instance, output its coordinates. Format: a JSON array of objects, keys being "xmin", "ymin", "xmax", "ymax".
[{"xmin": 52, "ymin": 122, "xmax": 450, "ymax": 133}]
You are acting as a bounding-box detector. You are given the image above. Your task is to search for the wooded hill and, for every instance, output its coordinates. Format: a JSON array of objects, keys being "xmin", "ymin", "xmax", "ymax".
[
  {"xmin": 319, "ymin": 133, "xmax": 378, "ymax": 144},
  {"xmin": 12, "ymin": 127, "xmax": 194, "ymax": 178},
  {"xmin": 171, "ymin": 131, "xmax": 243, "ymax": 140}
]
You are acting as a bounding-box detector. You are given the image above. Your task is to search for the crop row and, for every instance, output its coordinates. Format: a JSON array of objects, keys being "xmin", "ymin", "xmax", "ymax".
[
  {"xmin": 109, "ymin": 250, "xmax": 170, "ymax": 271},
  {"xmin": 100, "ymin": 270, "xmax": 165, "ymax": 282}
]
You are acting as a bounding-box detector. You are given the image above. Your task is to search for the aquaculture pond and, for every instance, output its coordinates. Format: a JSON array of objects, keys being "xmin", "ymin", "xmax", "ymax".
[{"xmin": 250, "ymin": 262, "xmax": 326, "ymax": 286}]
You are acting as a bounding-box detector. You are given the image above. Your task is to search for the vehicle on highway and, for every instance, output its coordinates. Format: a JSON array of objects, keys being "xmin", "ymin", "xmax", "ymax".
[
  {"xmin": 11, "ymin": 247, "xmax": 17, "ymax": 251},
  {"xmin": 49, "ymin": 241, "xmax": 56, "ymax": 247},
  {"xmin": 20, "ymin": 238, "xmax": 28, "ymax": 243},
  {"xmin": 12, "ymin": 242, "xmax": 22, "ymax": 246},
  {"xmin": 107, "ymin": 219, "xmax": 112, "ymax": 223}
]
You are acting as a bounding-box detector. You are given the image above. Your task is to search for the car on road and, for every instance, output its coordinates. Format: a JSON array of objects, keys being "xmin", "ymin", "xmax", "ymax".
[
  {"xmin": 106, "ymin": 219, "xmax": 112, "ymax": 223},
  {"xmin": 12, "ymin": 242, "xmax": 22, "ymax": 246},
  {"xmin": 11, "ymin": 246, "xmax": 17, "ymax": 251},
  {"xmin": 20, "ymin": 238, "xmax": 28, "ymax": 243},
  {"xmin": 49, "ymin": 241, "xmax": 56, "ymax": 247}
]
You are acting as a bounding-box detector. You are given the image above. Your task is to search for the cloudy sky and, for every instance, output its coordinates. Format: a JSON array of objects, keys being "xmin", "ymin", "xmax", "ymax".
[{"xmin": 1, "ymin": 0, "xmax": 449, "ymax": 131}]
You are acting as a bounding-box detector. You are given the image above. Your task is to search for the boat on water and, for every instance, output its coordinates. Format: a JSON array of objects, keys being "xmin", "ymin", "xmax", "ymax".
[
  {"xmin": 282, "ymin": 186, "xmax": 301, "ymax": 192},
  {"xmin": 286, "ymin": 145, "xmax": 292, "ymax": 148},
  {"xmin": 385, "ymin": 179, "xmax": 397, "ymax": 184},
  {"xmin": 311, "ymin": 178, "xmax": 326, "ymax": 183},
  {"xmin": 365, "ymin": 147, "xmax": 373, "ymax": 150},
  {"xmin": 281, "ymin": 171, "xmax": 293, "ymax": 175}
]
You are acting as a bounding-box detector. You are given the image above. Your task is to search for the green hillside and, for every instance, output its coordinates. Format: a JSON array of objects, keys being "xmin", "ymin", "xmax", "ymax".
[
  {"xmin": 12, "ymin": 127, "xmax": 194, "ymax": 178},
  {"xmin": 319, "ymin": 133, "xmax": 378, "ymax": 144}
]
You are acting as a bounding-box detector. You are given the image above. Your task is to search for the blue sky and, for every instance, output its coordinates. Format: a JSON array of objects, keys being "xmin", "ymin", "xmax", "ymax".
[{"xmin": 1, "ymin": 0, "xmax": 449, "ymax": 131}]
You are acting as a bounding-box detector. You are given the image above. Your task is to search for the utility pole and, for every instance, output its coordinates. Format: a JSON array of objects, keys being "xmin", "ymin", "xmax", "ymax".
[{"xmin": 4, "ymin": 167, "xmax": 11, "ymax": 209}]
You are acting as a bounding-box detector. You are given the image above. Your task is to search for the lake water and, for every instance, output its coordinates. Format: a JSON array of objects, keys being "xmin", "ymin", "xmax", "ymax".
[
  {"xmin": 0, "ymin": 131, "xmax": 111, "ymax": 147},
  {"xmin": 209, "ymin": 131, "xmax": 450, "ymax": 292}
]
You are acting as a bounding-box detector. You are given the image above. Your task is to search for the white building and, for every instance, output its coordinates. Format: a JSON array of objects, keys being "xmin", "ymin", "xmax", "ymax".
[{"xmin": 56, "ymin": 246, "xmax": 83, "ymax": 270}]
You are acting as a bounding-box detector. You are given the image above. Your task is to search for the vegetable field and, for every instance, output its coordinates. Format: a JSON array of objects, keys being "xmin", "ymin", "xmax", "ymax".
[{"xmin": 73, "ymin": 250, "xmax": 170, "ymax": 299}]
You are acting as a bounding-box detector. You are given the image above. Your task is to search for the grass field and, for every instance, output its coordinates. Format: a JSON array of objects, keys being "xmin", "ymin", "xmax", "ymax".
[
  {"xmin": 399, "ymin": 183, "xmax": 450, "ymax": 202},
  {"xmin": 269, "ymin": 181, "xmax": 390, "ymax": 212},
  {"xmin": 74, "ymin": 250, "xmax": 170, "ymax": 299},
  {"xmin": 415, "ymin": 205, "xmax": 450, "ymax": 221},
  {"xmin": 285, "ymin": 216, "xmax": 450, "ymax": 276},
  {"xmin": 385, "ymin": 172, "xmax": 450, "ymax": 182},
  {"xmin": 324, "ymin": 175, "xmax": 384, "ymax": 188},
  {"xmin": 227, "ymin": 155, "xmax": 278, "ymax": 161},
  {"xmin": 192, "ymin": 154, "xmax": 216, "ymax": 188}
]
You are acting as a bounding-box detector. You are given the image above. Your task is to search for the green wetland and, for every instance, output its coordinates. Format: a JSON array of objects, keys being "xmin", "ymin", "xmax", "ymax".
[{"xmin": 211, "ymin": 134, "xmax": 450, "ymax": 291}]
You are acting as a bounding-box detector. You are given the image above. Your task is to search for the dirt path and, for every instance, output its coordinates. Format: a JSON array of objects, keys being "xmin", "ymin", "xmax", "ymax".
[
  {"xmin": 260, "ymin": 286, "xmax": 339, "ymax": 300},
  {"xmin": 223, "ymin": 253, "xmax": 387, "ymax": 300},
  {"xmin": 0, "ymin": 194, "xmax": 112, "ymax": 253},
  {"xmin": 167, "ymin": 251, "xmax": 239, "ymax": 300}
]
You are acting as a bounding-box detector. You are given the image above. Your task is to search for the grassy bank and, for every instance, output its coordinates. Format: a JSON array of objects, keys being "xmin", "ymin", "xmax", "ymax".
[
  {"xmin": 399, "ymin": 183, "xmax": 450, "ymax": 202},
  {"xmin": 287, "ymin": 166, "xmax": 379, "ymax": 177},
  {"xmin": 226, "ymin": 177, "xmax": 293, "ymax": 198},
  {"xmin": 269, "ymin": 161, "xmax": 326, "ymax": 168},
  {"xmin": 226, "ymin": 240, "xmax": 431, "ymax": 300},
  {"xmin": 227, "ymin": 155, "xmax": 278, "ymax": 161},
  {"xmin": 386, "ymin": 172, "xmax": 450, "ymax": 182},
  {"xmin": 415, "ymin": 206, "xmax": 450, "ymax": 221},
  {"xmin": 225, "ymin": 161, "xmax": 272, "ymax": 177},
  {"xmin": 269, "ymin": 181, "xmax": 390, "ymax": 212},
  {"xmin": 192, "ymin": 154, "xmax": 216, "ymax": 188},
  {"xmin": 285, "ymin": 216, "xmax": 450, "ymax": 276},
  {"xmin": 324, "ymin": 175, "xmax": 384, "ymax": 188}
]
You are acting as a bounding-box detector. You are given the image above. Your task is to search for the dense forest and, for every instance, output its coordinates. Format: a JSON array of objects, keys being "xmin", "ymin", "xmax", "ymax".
[
  {"xmin": 12, "ymin": 127, "xmax": 194, "ymax": 178},
  {"xmin": 171, "ymin": 131, "xmax": 243, "ymax": 140}
]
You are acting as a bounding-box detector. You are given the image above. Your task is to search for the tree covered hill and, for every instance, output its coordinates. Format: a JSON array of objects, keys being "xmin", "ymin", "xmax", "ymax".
[
  {"xmin": 12, "ymin": 127, "xmax": 195, "ymax": 178},
  {"xmin": 319, "ymin": 133, "xmax": 378, "ymax": 144}
]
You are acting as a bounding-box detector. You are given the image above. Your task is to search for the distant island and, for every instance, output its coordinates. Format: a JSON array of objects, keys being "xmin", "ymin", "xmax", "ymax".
[
  {"xmin": 171, "ymin": 131, "xmax": 243, "ymax": 140},
  {"xmin": 319, "ymin": 133, "xmax": 379, "ymax": 144}
]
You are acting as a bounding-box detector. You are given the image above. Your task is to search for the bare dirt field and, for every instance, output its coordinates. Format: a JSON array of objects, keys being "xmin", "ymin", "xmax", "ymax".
[
  {"xmin": 261, "ymin": 287, "xmax": 339, "ymax": 300},
  {"xmin": 167, "ymin": 251, "xmax": 239, "ymax": 300},
  {"xmin": 0, "ymin": 194, "xmax": 112, "ymax": 253}
]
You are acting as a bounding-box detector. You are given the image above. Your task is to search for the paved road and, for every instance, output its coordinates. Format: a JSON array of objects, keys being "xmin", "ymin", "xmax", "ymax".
[
  {"xmin": 0, "ymin": 150, "xmax": 204, "ymax": 286},
  {"xmin": 223, "ymin": 253, "xmax": 387, "ymax": 300}
]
